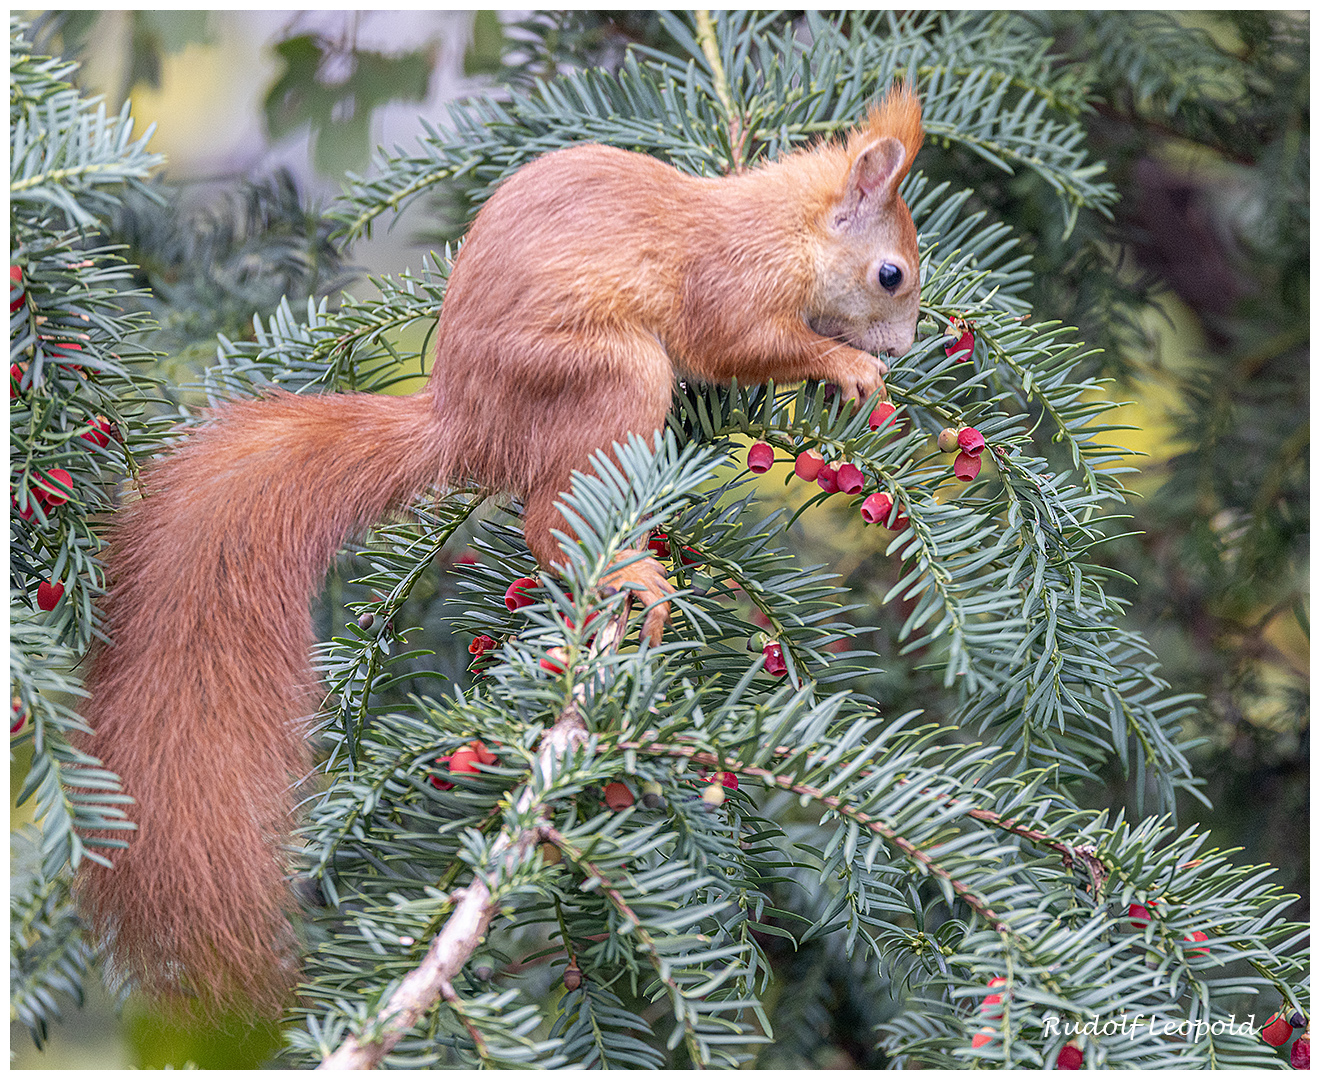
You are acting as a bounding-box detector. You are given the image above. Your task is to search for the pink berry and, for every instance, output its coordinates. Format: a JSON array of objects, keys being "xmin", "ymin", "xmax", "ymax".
[
  {"xmin": 700, "ymin": 771, "xmax": 738, "ymax": 790},
  {"xmin": 540, "ymin": 647, "xmax": 568, "ymax": 675},
  {"xmin": 762, "ymin": 642, "xmax": 787, "ymax": 677},
  {"xmin": 1290, "ymin": 1034, "xmax": 1309, "ymax": 1069},
  {"xmin": 794, "ymin": 448, "xmax": 824, "ymax": 480},
  {"xmin": 1128, "ymin": 902, "xmax": 1154, "ymax": 927},
  {"xmin": 971, "ymin": 1029, "xmax": 994, "ymax": 1049},
  {"xmin": 648, "ymin": 532, "xmax": 671, "ymax": 558},
  {"xmin": 504, "ymin": 576, "xmax": 538, "ymax": 611},
  {"xmin": 868, "ymin": 402, "xmax": 897, "ymax": 430},
  {"xmin": 10, "ymin": 265, "xmax": 23, "ymax": 314},
  {"xmin": 945, "ymin": 328, "xmax": 975, "ymax": 361},
  {"xmin": 1185, "ymin": 929, "xmax": 1209, "ymax": 955},
  {"xmin": 860, "ymin": 491, "xmax": 893, "ymax": 524},
  {"xmin": 747, "ymin": 441, "xmax": 774, "ymax": 473},
  {"xmin": 953, "ymin": 451, "xmax": 982, "ymax": 482},
  {"xmin": 957, "ymin": 427, "xmax": 985, "ymax": 455},
  {"xmin": 468, "ymin": 633, "xmax": 497, "ymax": 656},
  {"xmin": 816, "ymin": 464, "xmax": 838, "ymax": 494},
  {"xmin": 835, "ymin": 463, "xmax": 864, "ymax": 494},
  {"xmin": 36, "ymin": 580, "xmax": 63, "ymax": 611},
  {"xmin": 1057, "ymin": 1044, "xmax": 1083, "ymax": 1069}
]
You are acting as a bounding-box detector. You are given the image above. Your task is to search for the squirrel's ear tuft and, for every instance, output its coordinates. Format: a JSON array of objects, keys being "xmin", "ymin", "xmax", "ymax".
[{"xmin": 849, "ymin": 80, "xmax": 923, "ymax": 183}]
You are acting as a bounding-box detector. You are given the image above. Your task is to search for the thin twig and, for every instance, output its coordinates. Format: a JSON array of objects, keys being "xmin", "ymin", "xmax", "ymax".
[{"xmin": 317, "ymin": 598, "xmax": 633, "ymax": 1069}]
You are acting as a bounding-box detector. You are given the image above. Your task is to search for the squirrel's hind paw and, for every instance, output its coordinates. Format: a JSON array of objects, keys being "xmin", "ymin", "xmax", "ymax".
[{"xmin": 600, "ymin": 549, "xmax": 672, "ymax": 647}]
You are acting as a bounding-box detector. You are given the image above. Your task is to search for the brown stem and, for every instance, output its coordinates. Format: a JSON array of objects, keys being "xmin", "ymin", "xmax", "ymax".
[{"xmin": 317, "ymin": 598, "xmax": 630, "ymax": 1069}]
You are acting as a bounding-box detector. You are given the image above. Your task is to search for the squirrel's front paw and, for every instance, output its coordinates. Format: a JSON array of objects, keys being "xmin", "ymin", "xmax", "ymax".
[
  {"xmin": 600, "ymin": 550, "xmax": 671, "ymax": 646},
  {"xmin": 837, "ymin": 355, "xmax": 888, "ymax": 404}
]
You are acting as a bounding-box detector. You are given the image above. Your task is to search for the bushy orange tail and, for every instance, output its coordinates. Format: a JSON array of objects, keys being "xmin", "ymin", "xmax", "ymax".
[{"xmin": 77, "ymin": 388, "xmax": 445, "ymax": 1013}]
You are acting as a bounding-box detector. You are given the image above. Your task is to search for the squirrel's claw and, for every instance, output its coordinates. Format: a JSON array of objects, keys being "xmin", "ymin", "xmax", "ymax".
[{"xmin": 601, "ymin": 549, "xmax": 672, "ymax": 646}]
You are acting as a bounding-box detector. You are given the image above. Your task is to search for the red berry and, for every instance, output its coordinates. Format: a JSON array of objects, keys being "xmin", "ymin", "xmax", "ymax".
[
  {"xmin": 469, "ymin": 633, "xmax": 497, "ymax": 656},
  {"xmin": 1128, "ymin": 902, "xmax": 1154, "ymax": 927},
  {"xmin": 10, "ymin": 265, "xmax": 23, "ymax": 314},
  {"xmin": 33, "ymin": 468, "xmax": 72, "ymax": 506},
  {"xmin": 10, "ymin": 362, "xmax": 25, "ymax": 399},
  {"xmin": 448, "ymin": 747, "xmax": 481, "ymax": 774},
  {"xmin": 429, "ymin": 757, "xmax": 455, "ymax": 790},
  {"xmin": 945, "ymin": 328, "xmax": 975, "ymax": 361},
  {"xmin": 983, "ymin": 977, "xmax": 1007, "ymax": 1017},
  {"xmin": 1290, "ymin": 1033, "xmax": 1309, "ymax": 1069},
  {"xmin": 81, "ymin": 416, "xmax": 112, "ymax": 449},
  {"xmin": 700, "ymin": 771, "xmax": 738, "ymax": 791},
  {"xmin": 678, "ymin": 545, "xmax": 702, "ymax": 567},
  {"xmin": 953, "ymin": 451, "xmax": 982, "ymax": 482},
  {"xmin": 648, "ymin": 532, "xmax": 671, "ymax": 559},
  {"xmin": 1185, "ymin": 929, "xmax": 1209, "ymax": 955},
  {"xmin": 603, "ymin": 781, "xmax": 635, "ymax": 811},
  {"xmin": 747, "ymin": 441, "xmax": 774, "ymax": 473},
  {"xmin": 794, "ymin": 448, "xmax": 824, "ymax": 481},
  {"xmin": 868, "ymin": 402, "xmax": 897, "ymax": 430},
  {"xmin": 835, "ymin": 462, "xmax": 864, "ymax": 494},
  {"xmin": 1264, "ymin": 1014, "xmax": 1294, "ymax": 1047},
  {"xmin": 504, "ymin": 576, "xmax": 538, "ymax": 611},
  {"xmin": 816, "ymin": 464, "xmax": 839, "ymax": 494},
  {"xmin": 957, "ymin": 427, "xmax": 985, "ymax": 455},
  {"xmin": 971, "ymin": 1028, "xmax": 995, "ymax": 1049},
  {"xmin": 36, "ymin": 580, "xmax": 64, "ymax": 611},
  {"xmin": 1057, "ymin": 1044, "xmax": 1084, "ymax": 1069},
  {"xmin": 860, "ymin": 491, "xmax": 893, "ymax": 524},
  {"xmin": 469, "ymin": 740, "xmax": 498, "ymax": 766},
  {"xmin": 890, "ymin": 508, "xmax": 910, "ymax": 532},
  {"xmin": 762, "ymin": 642, "xmax": 787, "ymax": 677},
  {"xmin": 937, "ymin": 428, "xmax": 959, "ymax": 453},
  {"xmin": 540, "ymin": 647, "xmax": 568, "ymax": 675}
]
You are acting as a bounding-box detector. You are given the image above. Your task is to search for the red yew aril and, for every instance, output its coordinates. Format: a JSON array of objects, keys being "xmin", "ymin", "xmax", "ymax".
[
  {"xmin": 81, "ymin": 416, "xmax": 113, "ymax": 449},
  {"xmin": 860, "ymin": 491, "xmax": 893, "ymax": 524},
  {"xmin": 1185, "ymin": 929, "xmax": 1209, "ymax": 955},
  {"xmin": 953, "ymin": 451, "xmax": 982, "ymax": 481},
  {"xmin": 470, "ymin": 740, "xmax": 498, "ymax": 766},
  {"xmin": 504, "ymin": 576, "xmax": 538, "ymax": 611},
  {"xmin": 1290, "ymin": 1034, "xmax": 1309, "ymax": 1069},
  {"xmin": 794, "ymin": 448, "xmax": 824, "ymax": 481},
  {"xmin": 648, "ymin": 532, "xmax": 671, "ymax": 558},
  {"xmin": 957, "ymin": 427, "xmax": 985, "ymax": 455},
  {"xmin": 429, "ymin": 758, "xmax": 455, "ymax": 790},
  {"xmin": 540, "ymin": 647, "xmax": 568, "ymax": 675},
  {"xmin": 971, "ymin": 1029, "xmax": 995, "ymax": 1049},
  {"xmin": 835, "ymin": 462, "xmax": 864, "ymax": 494},
  {"xmin": 448, "ymin": 747, "xmax": 481, "ymax": 774},
  {"xmin": 700, "ymin": 771, "xmax": 738, "ymax": 790},
  {"xmin": 1057, "ymin": 1044, "xmax": 1084, "ymax": 1069},
  {"xmin": 36, "ymin": 580, "xmax": 64, "ymax": 611},
  {"xmin": 747, "ymin": 441, "xmax": 774, "ymax": 473},
  {"xmin": 603, "ymin": 781, "xmax": 635, "ymax": 811},
  {"xmin": 868, "ymin": 402, "xmax": 897, "ymax": 430},
  {"xmin": 946, "ymin": 328, "xmax": 975, "ymax": 361},
  {"xmin": 1128, "ymin": 902, "xmax": 1154, "ymax": 926},
  {"xmin": 762, "ymin": 642, "xmax": 787, "ymax": 676},
  {"xmin": 469, "ymin": 633, "xmax": 497, "ymax": 656},
  {"xmin": 816, "ymin": 464, "xmax": 839, "ymax": 494},
  {"xmin": 10, "ymin": 265, "xmax": 23, "ymax": 314},
  {"xmin": 1264, "ymin": 1014, "xmax": 1294, "ymax": 1047},
  {"xmin": 34, "ymin": 468, "xmax": 73, "ymax": 506}
]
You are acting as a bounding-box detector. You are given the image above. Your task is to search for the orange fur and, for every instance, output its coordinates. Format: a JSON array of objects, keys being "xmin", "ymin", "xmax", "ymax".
[{"xmin": 77, "ymin": 84, "xmax": 923, "ymax": 1013}]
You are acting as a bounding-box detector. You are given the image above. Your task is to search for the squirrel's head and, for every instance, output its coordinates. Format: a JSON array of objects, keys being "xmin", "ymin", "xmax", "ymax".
[{"xmin": 806, "ymin": 83, "xmax": 923, "ymax": 358}]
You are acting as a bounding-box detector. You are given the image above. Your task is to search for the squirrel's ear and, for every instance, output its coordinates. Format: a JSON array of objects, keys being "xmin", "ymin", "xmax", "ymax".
[{"xmin": 834, "ymin": 135, "xmax": 907, "ymax": 227}]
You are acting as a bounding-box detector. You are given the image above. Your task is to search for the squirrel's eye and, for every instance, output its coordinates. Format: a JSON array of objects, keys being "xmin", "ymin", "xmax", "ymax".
[{"xmin": 877, "ymin": 263, "xmax": 903, "ymax": 291}]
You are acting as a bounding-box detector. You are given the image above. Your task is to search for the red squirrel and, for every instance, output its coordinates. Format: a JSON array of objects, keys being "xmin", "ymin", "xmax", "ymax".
[{"xmin": 77, "ymin": 84, "xmax": 923, "ymax": 1013}]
